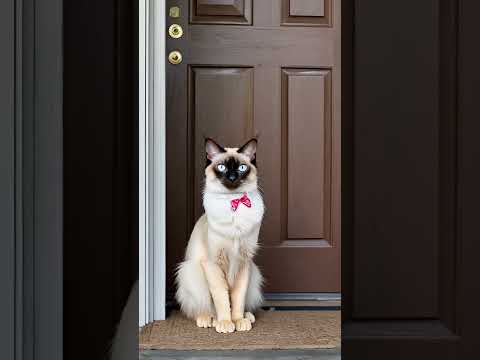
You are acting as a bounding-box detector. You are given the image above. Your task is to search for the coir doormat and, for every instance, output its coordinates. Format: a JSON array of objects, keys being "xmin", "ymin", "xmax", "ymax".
[{"xmin": 139, "ymin": 310, "xmax": 340, "ymax": 350}]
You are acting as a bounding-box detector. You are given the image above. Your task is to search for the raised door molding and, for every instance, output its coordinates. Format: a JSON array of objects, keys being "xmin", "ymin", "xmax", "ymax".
[
  {"xmin": 190, "ymin": 0, "xmax": 252, "ymax": 25},
  {"xmin": 282, "ymin": 0, "xmax": 332, "ymax": 26}
]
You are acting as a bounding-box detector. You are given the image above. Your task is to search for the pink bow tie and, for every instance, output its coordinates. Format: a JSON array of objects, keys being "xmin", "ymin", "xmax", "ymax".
[{"xmin": 231, "ymin": 194, "xmax": 252, "ymax": 211}]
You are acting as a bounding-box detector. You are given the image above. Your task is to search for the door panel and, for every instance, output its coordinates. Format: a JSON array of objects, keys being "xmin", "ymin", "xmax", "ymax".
[
  {"xmin": 290, "ymin": 0, "xmax": 325, "ymax": 17},
  {"xmin": 282, "ymin": 0, "xmax": 332, "ymax": 26},
  {"xmin": 284, "ymin": 69, "xmax": 331, "ymax": 241},
  {"xmin": 190, "ymin": 67, "xmax": 255, "ymax": 220},
  {"xmin": 190, "ymin": 0, "xmax": 252, "ymax": 24},
  {"xmin": 167, "ymin": 0, "xmax": 341, "ymax": 293}
]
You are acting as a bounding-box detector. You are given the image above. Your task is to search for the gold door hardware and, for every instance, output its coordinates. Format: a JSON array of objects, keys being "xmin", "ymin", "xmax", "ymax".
[
  {"xmin": 169, "ymin": 6, "xmax": 180, "ymax": 18},
  {"xmin": 168, "ymin": 50, "xmax": 182, "ymax": 65},
  {"xmin": 168, "ymin": 24, "xmax": 183, "ymax": 39}
]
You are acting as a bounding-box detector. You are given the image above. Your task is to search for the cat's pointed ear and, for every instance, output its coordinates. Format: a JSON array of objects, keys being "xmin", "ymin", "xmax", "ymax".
[
  {"xmin": 205, "ymin": 138, "xmax": 226, "ymax": 160},
  {"xmin": 237, "ymin": 138, "xmax": 257, "ymax": 162}
]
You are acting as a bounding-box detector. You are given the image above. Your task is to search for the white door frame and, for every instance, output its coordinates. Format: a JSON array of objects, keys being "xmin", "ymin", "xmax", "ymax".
[{"xmin": 139, "ymin": 0, "xmax": 166, "ymax": 326}]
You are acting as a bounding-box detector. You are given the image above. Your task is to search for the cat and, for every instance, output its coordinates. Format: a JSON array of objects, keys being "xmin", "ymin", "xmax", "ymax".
[{"xmin": 175, "ymin": 138, "xmax": 264, "ymax": 333}]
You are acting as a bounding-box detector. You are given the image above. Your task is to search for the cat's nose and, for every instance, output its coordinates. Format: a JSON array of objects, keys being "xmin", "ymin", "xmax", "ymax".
[{"xmin": 227, "ymin": 174, "xmax": 237, "ymax": 182}]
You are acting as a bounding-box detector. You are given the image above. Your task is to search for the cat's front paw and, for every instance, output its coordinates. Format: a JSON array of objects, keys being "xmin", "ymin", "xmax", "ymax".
[
  {"xmin": 234, "ymin": 318, "xmax": 252, "ymax": 331},
  {"xmin": 196, "ymin": 315, "xmax": 213, "ymax": 328},
  {"xmin": 215, "ymin": 319, "xmax": 235, "ymax": 333}
]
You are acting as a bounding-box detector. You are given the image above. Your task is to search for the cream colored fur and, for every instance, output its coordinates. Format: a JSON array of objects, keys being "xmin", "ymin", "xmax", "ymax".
[{"xmin": 175, "ymin": 145, "xmax": 264, "ymax": 333}]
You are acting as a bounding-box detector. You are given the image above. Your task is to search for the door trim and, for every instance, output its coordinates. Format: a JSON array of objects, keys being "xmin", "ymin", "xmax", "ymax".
[{"xmin": 139, "ymin": 0, "xmax": 166, "ymax": 325}]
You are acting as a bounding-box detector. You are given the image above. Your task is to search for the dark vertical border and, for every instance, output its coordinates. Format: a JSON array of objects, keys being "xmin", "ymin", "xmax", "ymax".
[
  {"xmin": 341, "ymin": 0, "xmax": 354, "ymax": 322},
  {"xmin": 35, "ymin": 0, "xmax": 64, "ymax": 358},
  {"xmin": 1, "ymin": 0, "xmax": 63, "ymax": 359},
  {"xmin": 0, "ymin": 0, "xmax": 64, "ymax": 358},
  {"xmin": 0, "ymin": 0, "xmax": 16, "ymax": 359},
  {"xmin": 64, "ymin": 0, "xmax": 138, "ymax": 359},
  {"xmin": 457, "ymin": 1, "xmax": 480, "ymax": 357},
  {"xmin": 438, "ymin": 0, "xmax": 459, "ymax": 333},
  {"xmin": 63, "ymin": 0, "xmax": 117, "ymax": 356}
]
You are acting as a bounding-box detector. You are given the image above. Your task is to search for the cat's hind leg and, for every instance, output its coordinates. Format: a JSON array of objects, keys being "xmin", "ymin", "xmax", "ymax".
[
  {"xmin": 244, "ymin": 262, "xmax": 264, "ymax": 319},
  {"xmin": 175, "ymin": 260, "xmax": 214, "ymax": 327}
]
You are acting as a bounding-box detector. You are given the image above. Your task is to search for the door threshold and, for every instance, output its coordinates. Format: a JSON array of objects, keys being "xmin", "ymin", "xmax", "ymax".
[
  {"xmin": 166, "ymin": 292, "xmax": 341, "ymax": 313},
  {"xmin": 263, "ymin": 293, "xmax": 341, "ymax": 311},
  {"xmin": 166, "ymin": 292, "xmax": 341, "ymax": 302}
]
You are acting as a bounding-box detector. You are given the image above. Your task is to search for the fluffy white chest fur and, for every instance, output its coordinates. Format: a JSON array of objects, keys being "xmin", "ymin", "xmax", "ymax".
[
  {"xmin": 203, "ymin": 190, "xmax": 264, "ymax": 241},
  {"xmin": 203, "ymin": 190, "xmax": 264, "ymax": 285}
]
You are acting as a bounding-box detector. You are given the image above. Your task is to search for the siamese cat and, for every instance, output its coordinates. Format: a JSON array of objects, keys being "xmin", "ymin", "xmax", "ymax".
[{"xmin": 175, "ymin": 138, "xmax": 264, "ymax": 333}]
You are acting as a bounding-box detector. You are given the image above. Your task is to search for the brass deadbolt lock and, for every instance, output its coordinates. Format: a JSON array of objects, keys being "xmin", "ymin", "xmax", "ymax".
[
  {"xmin": 169, "ymin": 6, "xmax": 180, "ymax": 18},
  {"xmin": 168, "ymin": 50, "xmax": 183, "ymax": 65},
  {"xmin": 169, "ymin": 24, "xmax": 183, "ymax": 39}
]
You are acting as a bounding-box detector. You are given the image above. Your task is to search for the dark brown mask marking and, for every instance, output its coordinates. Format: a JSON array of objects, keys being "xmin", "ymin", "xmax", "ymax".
[{"xmin": 214, "ymin": 156, "xmax": 251, "ymax": 190}]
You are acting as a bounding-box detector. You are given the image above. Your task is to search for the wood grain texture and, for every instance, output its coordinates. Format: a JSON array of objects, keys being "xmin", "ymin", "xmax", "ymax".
[
  {"xmin": 290, "ymin": 0, "xmax": 325, "ymax": 17},
  {"xmin": 196, "ymin": 0, "xmax": 243, "ymax": 15},
  {"xmin": 282, "ymin": 0, "xmax": 331, "ymax": 26},
  {"xmin": 256, "ymin": 67, "xmax": 339, "ymax": 292},
  {"xmin": 189, "ymin": 26, "xmax": 335, "ymax": 66},
  {"xmin": 285, "ymin": 69, "xmax": 332, "ymax": 240},
  {"xmin": 168, "ymin": 0, "xmax": 341, "ymax": 292},
  {"xmin": 166, "ymin": 1, "xmax": 190, "ymax": 293},
  {"xmin": 190, "ymin": 0, "xmax": 252, "ymax": 24},
  {"xmin": 189, "ymin": 67, "xmax": 254, "ymax": 220}
]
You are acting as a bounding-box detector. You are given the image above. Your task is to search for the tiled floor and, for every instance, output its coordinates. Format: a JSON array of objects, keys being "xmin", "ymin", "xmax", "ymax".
[{"xmin": 140, "ymin": 348, "xmax": 341, "ymax": 360}]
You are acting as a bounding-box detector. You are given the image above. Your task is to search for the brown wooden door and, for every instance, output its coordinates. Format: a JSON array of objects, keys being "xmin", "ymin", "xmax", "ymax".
[{"xmin": 166, "ymin": 0, "xmax": 341, "ymax": 293}]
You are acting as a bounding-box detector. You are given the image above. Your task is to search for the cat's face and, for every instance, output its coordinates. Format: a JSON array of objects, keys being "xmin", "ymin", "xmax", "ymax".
[{"xmin": 204, "ymin": 138, "xmax": 258, "ymax": 194}]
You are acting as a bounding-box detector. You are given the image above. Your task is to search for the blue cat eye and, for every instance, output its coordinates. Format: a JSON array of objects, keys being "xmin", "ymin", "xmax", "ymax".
[
  {"xmin": 238, "ymin": 164, "xmax": 248, "ymax": 172},
  {"xmin": 216, "ymin": 164, "xmax": 226, "ymax": 172}
]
